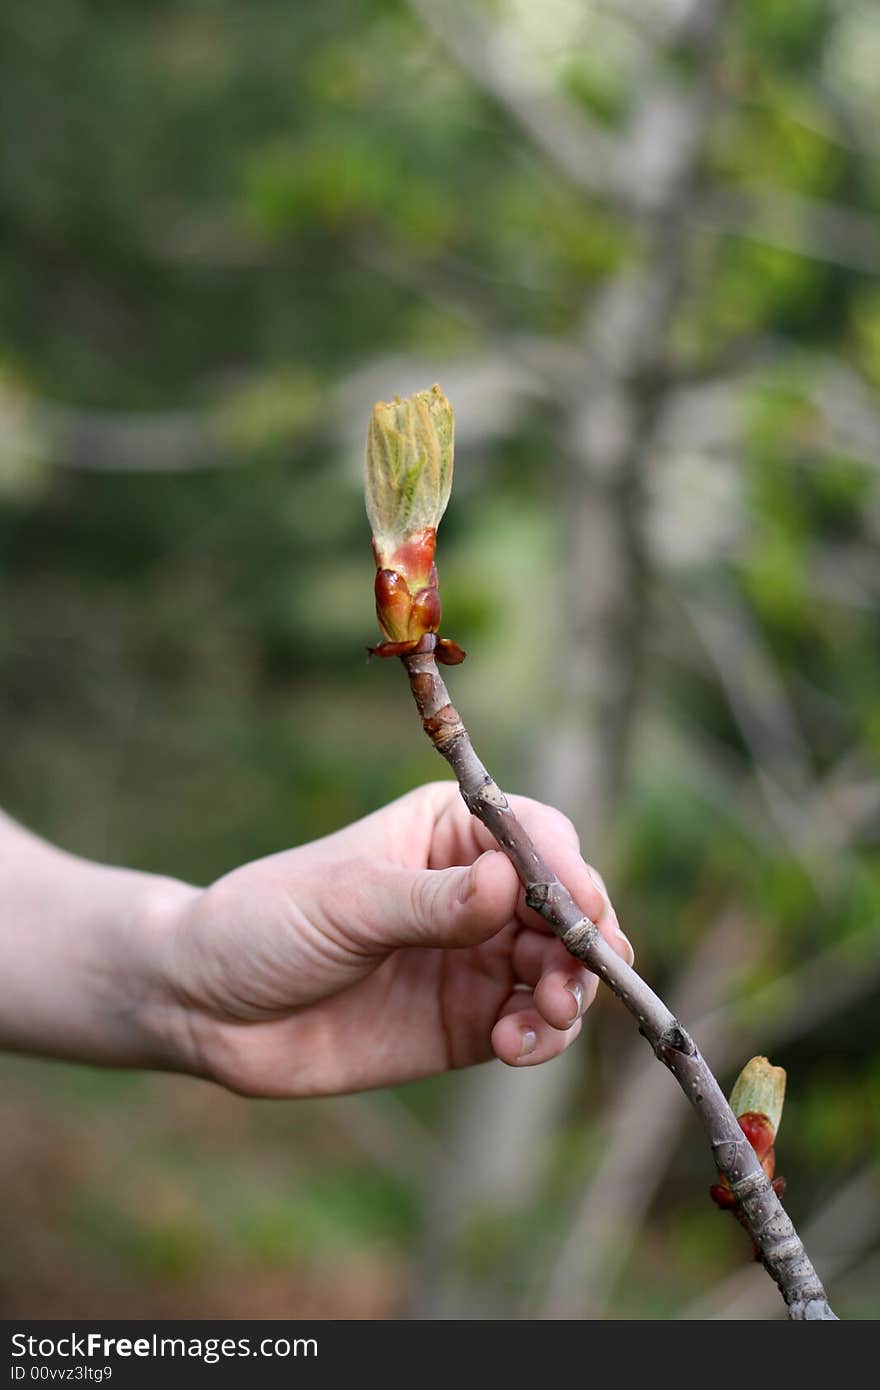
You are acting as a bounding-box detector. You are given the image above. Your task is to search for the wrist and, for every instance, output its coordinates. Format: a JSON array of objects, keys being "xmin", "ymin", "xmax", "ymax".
[
  {"xmin": 113, "ymin": 872, "xmax": 202, "ymax": 1073},
  {"xmin": 0, "ymin": 816, "xmax": 202, "ymax": 1072}
]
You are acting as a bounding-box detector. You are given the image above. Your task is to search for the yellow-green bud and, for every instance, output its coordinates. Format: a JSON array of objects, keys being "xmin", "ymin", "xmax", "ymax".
[
  {"xmin": 729, "ymin": 1055, "xmax": 786, "ymax": 1141},
  {"xmin": 365, "ymin": 384, "xmax": 454, "ymax": 563}
]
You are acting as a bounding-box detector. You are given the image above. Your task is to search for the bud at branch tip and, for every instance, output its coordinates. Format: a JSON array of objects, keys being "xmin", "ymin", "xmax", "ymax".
[{"xmin": 364, "ymin": 384, "xmax": 465, "ymax": 664}]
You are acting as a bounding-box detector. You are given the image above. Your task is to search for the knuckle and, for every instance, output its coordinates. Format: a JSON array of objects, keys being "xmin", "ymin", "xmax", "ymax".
[
  {"xmin": 317, "ymin": 857, "xmax": 377, "ymax": 936},
  {"xmin": 424, "ymin": 778, "xmax": 454, "ymax": 798},
  {"xmin": 317, "ymin": 855, "xmax": 367, "ymax": 907},
  {"xmin": 409, "ymin": 779, "xmax": 454, "ymax": 812}
]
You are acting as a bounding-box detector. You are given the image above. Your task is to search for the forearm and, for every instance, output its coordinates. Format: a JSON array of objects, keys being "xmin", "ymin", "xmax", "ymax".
[{"xmin": 0, "ymin": 812, "xmax": 197, "ymax": 1068}]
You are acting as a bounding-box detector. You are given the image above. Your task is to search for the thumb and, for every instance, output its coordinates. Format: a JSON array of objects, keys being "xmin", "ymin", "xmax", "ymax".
[{"xmin": 367, "ymin": 851, "xmax": 519, "ymax": 952}]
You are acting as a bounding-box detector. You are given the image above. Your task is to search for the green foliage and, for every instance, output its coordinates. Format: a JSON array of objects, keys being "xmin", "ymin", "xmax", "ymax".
[{"xmin": 1, "ymin": 0, "xmax": 878, "ymax": 1320}]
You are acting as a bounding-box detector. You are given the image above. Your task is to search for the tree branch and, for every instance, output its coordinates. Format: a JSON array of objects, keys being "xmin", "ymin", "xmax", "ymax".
[
  {"xmin": 679, "ymin": 1165, "xmax": 880, "ymax": 1320},
  {"xmin": 404, "ymin": 0, "xmax": 620, "ymax": 200},
  {"xmin": 405, "ymin": 0, "xmax": 878, "ymax": 274},
  {"xmin": 536, "ymin": 909, "xmax": 749, "ymax": 1319},
  {"xmin": 699, "ymin": 185, "xmax": 880, "ymax": 276},
  {"xmin": 538, "ymin": 908, "xmax": 880, "ymax": 1318},
  {"xmin": 397, "ymin": 636, "xmax": 837, "ymax": 1321}
]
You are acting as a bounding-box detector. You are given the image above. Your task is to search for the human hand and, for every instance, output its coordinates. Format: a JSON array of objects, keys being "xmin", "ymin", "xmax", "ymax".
[{"xmin": 156, "ymin": 782, "xmax": 633, "ymax": 1096}]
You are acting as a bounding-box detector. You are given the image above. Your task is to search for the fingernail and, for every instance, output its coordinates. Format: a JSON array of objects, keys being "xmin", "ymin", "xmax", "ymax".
[
  {"xmin": 565, "ymin": 980, "xmax": 584, "ymax": 1022},
  {"xmin": 517, "ymin": 1028, "xmax": 537, "ymax": 1060},
  {"xmin": 589, "ymin": 867, "xmax": 608, "ymax": 896},
  {"xmin": 615, "ymin": 927, "xmax": 635, "ymax": 966},
  {"xmin": 459, "ymin": 851, "xmax": 493, "ymax": 904},
  {"xmin": 458, "ymin": 860, "xmax": 480, "ymax": 903}
]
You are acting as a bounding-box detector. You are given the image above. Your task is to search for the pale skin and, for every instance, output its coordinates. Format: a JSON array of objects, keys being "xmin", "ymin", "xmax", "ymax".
[{"xmin": 0, "ymin": 783, "xmax": 632, "ymax": 1097}]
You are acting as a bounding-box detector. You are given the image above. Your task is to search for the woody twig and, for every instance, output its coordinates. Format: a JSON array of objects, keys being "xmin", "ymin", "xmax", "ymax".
[{"xmin": 365, "ymin": 385, "xmax": 837, "ymax": 1321}]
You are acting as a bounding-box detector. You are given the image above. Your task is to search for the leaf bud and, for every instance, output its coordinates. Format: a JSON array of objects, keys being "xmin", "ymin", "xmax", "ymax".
[
  {"xmin": 364, "ymin": 385, "xmax": 464, "ymax": 663},
  {"xmin": 365, "ymin": 384, "xmax": 454, "ymax": 573}
]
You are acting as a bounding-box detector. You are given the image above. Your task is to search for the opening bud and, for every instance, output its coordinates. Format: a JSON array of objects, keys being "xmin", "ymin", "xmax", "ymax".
[
  {"xmin": 729, "ymin": 1055, "xmax": 786, "ymax": 1144},
  {"xmin": 365, "ymin": 384, "xmax": 454, "ymax": 569},
  {"xmin": 364, "ymin": 385, "xmax": 464, "ymax": 664}
]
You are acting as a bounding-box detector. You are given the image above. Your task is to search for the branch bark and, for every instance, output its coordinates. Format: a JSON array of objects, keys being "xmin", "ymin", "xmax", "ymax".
[
  {"xmin": 679, "ymin": 1165, "xmax": 880, "ymax": 1320},
  {"xmin": 536, "ymin": 910, "xmax": 749, "ymax": 1319},
  {"xmin": 398, "ymin": 637, "xmax": 837, "ymax": 1321}
]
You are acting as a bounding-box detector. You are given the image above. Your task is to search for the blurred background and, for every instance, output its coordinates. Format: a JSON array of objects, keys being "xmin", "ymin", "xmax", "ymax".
[{"xmin": 1, "ymin": 0, "xmax": 879, "ymax": 1320}]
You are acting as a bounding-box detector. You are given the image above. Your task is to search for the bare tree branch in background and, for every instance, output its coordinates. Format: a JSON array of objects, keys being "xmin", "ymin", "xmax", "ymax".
[
  {"xmin": 684, "ymin": 597, "xmax": 819, "ymax": 852},
  {"xmin": 406, "ymin": 0, "xmax": 880, "ymax": 274},
  {"xmin": 699, "ymin": 185, "xmax": 880, "ymax": 275},
  {"xmin": 0, "ymin": 395, "xmax": 220, "ymax": 476},
  {"xmin": 404, "ymin": 0, "xmax": 621, "ymax": 200},
  {"xmin": 406, "ymin": 1053, "xmax": 578, "ymax": 1318},
  {"xmin": 683, "ymin": 591, "xmax": 860, "ymax": 888},
  {"xmin": 542, "ymin": 0, "xmax": 726, "ymax": 831},
  {"xmin": 0, "ymin": 350, "xmax": 546, "ymax": 479},
  {"xmin": 696, "ymin": 924, "xmax": 880, "ymax": 1058}
]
